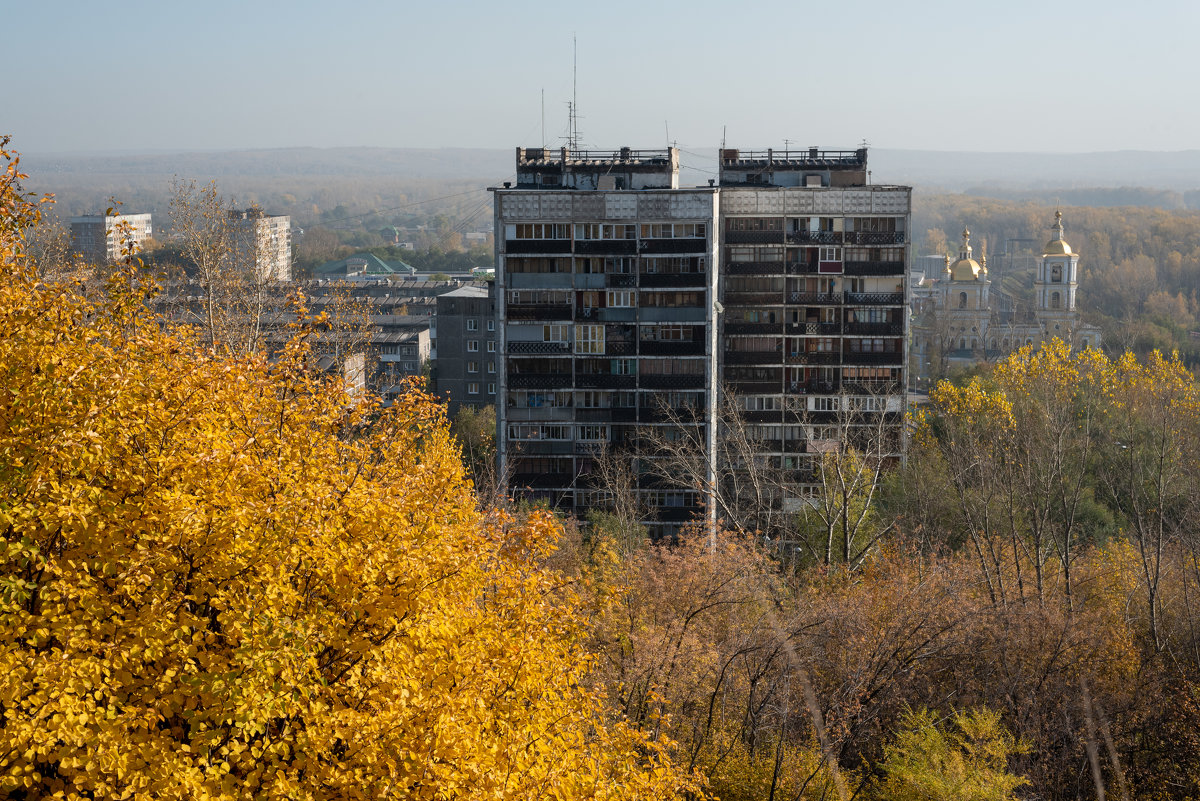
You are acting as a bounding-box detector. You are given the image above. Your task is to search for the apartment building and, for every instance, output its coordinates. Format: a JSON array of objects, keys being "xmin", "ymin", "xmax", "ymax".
[
  {"xmin": 434, "ymin": 284, "xmax": 497, "ymax": 415},
  {"xmin": 494, "ymin": 145, "xmax": 910, "ymax": 532},
  {"xmin": 70, "ymin": 212, "xmax": 153, "ymax": 263},
  {"xmin": 229, "ymin": 208, "xmax": 292, "ymax": 282}
]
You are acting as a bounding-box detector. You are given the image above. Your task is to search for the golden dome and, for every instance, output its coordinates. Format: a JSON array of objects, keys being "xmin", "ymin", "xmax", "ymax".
[
  {"xmin": 947, "ymin": 226, "xmax": 985, "ymax": 281},
  {"xmin": 949, "ymin": 257, "xmax": 982, "ymax": 281},
  {"xmin": 1043, "ymin": 210, "xmax": 1072, "ymax": 256}
]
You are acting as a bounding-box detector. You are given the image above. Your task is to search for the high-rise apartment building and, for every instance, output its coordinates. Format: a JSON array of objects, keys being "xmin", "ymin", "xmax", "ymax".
[
  {"xmin": 494, "ymin": 144, "xmax": 910, "ymax": 533},
  {"xmin": 70, "ymin": 213, "xmax": 153, "ymax": 263},
  {"xmin": 229, "ymin": 208, "xmax": 292, "ymax": 282}
]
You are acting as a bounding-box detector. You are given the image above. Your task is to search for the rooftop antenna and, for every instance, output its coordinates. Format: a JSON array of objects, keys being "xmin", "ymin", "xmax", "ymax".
[
  {"xmin": 568, "ymin": 34, "xmax": 580, "ymax": 149},
  {"xmin": 541, "ymin": 88, "xmax": 546, "ymax": 149},
  {"xmin": 665, "ymin": 120, "xmax": 670, "ymax": 149}
]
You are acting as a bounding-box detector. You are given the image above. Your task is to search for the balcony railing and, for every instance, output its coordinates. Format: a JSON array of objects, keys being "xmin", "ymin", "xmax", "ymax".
[
  {"xmin": 842, "ymin": 231, "xmax": 905, "ymax": 245},
  {"xmin": 724, "ymin": 321, "xmax": 781, "ymax": 335},
  {"xmin": 788, "ymin": 292, "xmax": 842, "ymax": 305},
  {"xmin": 507, "ymin": 304, "xmax": 572, "ymax": 321},
  {"xmin": 605, "ymin": 341, "xmax": 636, "ymax": 356},
  {"xmin": 724, "ymin": 261, "xmax": 785, "ymax": 275},
  {"xmin": 639, "ymin": 340, "xmax": 705, "ymax": 356},
  {"xmin": 724, "ymin": 350, "xmax": 782, "ymax": 365},
  {"xmin": 725, "ymin": 230, "xmax": 784, "ymax": 245},
  {"xmin": 605, "ymin": 273, "xmax": 637, "ymax": 287},
  {"xmin": 576, "ymin": 374, "xmax": 636, "ymax": 389},
  {"xmin": 845, "ymin": 322, "xmax": 903, "ymax": 335},
  {"xmin": 842, "ymin": 351, "xmax": 905, "ymax": 365},
  {"xmin": 787, "ymin": 380, "xmax": 840, "ymax": 395},
  {"xmin": 786, "ymin": 231, "xmax": 841, "ymax": 245},
  {"xmin": 509, "ymin": 374, "xmax": 572, "ymax": 389},
  {"xmin": 786, "ymin": 351, "xmax": 840, "ymax": 365},
  {"xmin": 575, "ymin": 240, "xmax": 637, "ymax": 256},
  {"xmin": 641, "ymin": 238, "xmax": 708, "ymax": 254},
  {"xmin": 729, "ymin": 380, "xmax": 782, "ymax": 394},
  {"xmin": 505, "ymin": 239, "xmax": 572, "ymax": 254},
  {"xmin": 641, "ymin": 374, "xmax": 706, "ymax": 390},
  {"xmin": 844, "ymin": 292, "xmax": 904, "ymax": 305},
  {"xmin": 786, "ymin": 322, "xmax": 841, "ymax": 335},
  {"xmin": 510, "ymin": 473, "xmax": 568, "ymax": 489},
  {"xmin": 640, "ymin": 272, "xmax": 707, "ymax": 288},
  {"xmin": 843, "ymin": 260, "xmax": 905, "ymax": 276},
  {"xmin": 507, "ymin": 340, "xmax": 570, "ymax": 354},
  {"xmin": 725, "ymin": 291, "xmax": 784, "ymax": 305},
  {"xmin": 786, "ymin": 261, "xmax": 820, "ymax": 275}
]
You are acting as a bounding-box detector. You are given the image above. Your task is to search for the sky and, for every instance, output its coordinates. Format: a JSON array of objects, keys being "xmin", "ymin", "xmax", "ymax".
[{"xmin": 6, "ymin": 0, "xmax": 1199, "ymax": 155}]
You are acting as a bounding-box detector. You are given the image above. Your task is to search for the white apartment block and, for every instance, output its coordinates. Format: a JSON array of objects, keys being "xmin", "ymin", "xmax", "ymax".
[{"xmin": 70, "ymin": 213, "xmax": 153, "ymax": 263}]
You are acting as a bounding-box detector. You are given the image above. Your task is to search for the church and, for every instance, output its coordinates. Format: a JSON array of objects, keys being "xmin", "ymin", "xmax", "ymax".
[{"xmin": 910, "ymin": 211, "xmax": 1102, "ymax": 386}]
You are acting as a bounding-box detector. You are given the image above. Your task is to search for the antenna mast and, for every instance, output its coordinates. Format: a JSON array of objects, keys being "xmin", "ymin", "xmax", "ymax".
[{"xmin": 570, "ymin": 34, "xmax": 580, "ymax": 149}]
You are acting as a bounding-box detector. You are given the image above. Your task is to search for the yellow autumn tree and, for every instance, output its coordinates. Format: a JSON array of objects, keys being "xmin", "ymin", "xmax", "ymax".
[{"xmin": 0, "ymin": 140, "xmax": 700, "ymax": 800}]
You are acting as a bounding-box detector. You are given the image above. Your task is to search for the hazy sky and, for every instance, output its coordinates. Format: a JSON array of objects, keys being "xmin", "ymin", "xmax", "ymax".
[{"xmin": 6, "ymin": 0, "xmax": 1199, "ymax": 155}]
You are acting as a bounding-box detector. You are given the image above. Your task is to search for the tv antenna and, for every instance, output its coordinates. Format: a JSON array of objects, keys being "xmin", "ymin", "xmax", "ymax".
[{"xmin": 565, "ymin": 34, "xmax": 581, "ymax": 149}]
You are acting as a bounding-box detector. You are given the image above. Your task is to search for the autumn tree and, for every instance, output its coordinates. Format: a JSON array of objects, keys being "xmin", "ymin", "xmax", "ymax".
[{"xmin": 0, "ymin": 142, "xmax": 699, "ymax": 800}]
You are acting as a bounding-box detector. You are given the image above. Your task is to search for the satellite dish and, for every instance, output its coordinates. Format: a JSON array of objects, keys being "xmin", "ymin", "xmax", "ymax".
[{"xmin": 713, "ymin": 301, "xmax": 725, "ymax": 314}]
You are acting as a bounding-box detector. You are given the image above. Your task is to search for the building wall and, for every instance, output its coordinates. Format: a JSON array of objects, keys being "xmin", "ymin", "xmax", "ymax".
[
  {"xmin": 70, "ymin": 213, "xmax": 153, "ymax": 263},
  {"xmin": 494, "ymin": 188, "xmax": 720, "ymax": 527},
  {"xmin": 435, "ymin": 288, "xmax": 498, "ymax": 415}
]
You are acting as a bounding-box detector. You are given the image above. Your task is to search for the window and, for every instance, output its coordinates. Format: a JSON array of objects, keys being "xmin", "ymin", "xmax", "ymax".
[
  {"xmin": 509, "ymin": 223, "xmax": 570, "ymax": 239},
  {"xmin": 1051, "ymin": 291, "xmax": 1062, "ymax": 309},
  {"xmin": 612, "ymin": 359, "xmax": 635, "ymax": 376},
  {"xmin": 577, "ymin": 425, "xmax": 610, "ymax": 441},
  {"xmin": 543, "ymin": 324, "xmax": 568, "ymax": 342},
  {"xmin": 487, "ymin": 319, "xmax": 495, "ymax": 331},
  {"xmin": 467, "ymin": 319, "xmax": 478, "ymax": 331},
  {"xmin": 488, "ymin": 383, "xmax": 496, "ymax": 395},
  {"xmin": 468, "ymin": 382, "xmax": 480, "ymax": 395},
  {"xmin": 467, "ymin": 340, "xmax": 479, "ymax": 352},
  {"xmin": 606, "ymin": 290, "xmax": 635, "ymax": 308},
  {"xmin": 468, "ymin": 361, "xmax": 479, "ymax": 373},
  {"xmin": 576, "ymin": 324, "xmax": 605, "ymax": 354},
  {"xmin": 1051, "ymin": 264, "xmax": 1063, "ymax": 282},
  {"xmin": 488, "ymin": 362, "xmax": 496, "ymax": 374},
  {"xmin": 958, "ymin": 292, "xmax": 967, "ymax": 309},
  {"xmin": 487, "ymin": 340, "xmax": 496, "ymax": 353}
]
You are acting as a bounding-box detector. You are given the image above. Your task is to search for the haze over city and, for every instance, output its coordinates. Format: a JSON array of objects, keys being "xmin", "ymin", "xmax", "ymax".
[{"xmin": 8, "ymin": 0, "xmax": 1200, "ymax": 155}]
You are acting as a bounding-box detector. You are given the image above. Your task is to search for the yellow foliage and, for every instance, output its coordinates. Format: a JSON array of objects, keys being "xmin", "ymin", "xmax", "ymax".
[{"xmin": 0, "ymin": 142, "xmax": 700, "ymax": 799}]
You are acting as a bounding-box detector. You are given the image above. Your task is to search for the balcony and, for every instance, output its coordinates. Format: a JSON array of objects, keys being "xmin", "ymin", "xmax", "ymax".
[
  {"xmin": 724, "ymin": 321, "xmax": 781, "ymax": 335},
  {"xmin": 577, "ymin": 373, "xmax": 636, "ymax": 389},
  {"xmin": 575, "ymin": 240, "xmax": 637, "ymax": 256},
  {"xmin": 843, "ymin": 260, "xmax": 905, "ymax": 276},
  {"xmin": 786, "ymin": 261, "xmax": 820, "ymax": 275},
  {"xmin": 786, "ymin": 380, "xmax": 840, "ymax": 395},
  {"xmin": 507, "ymin": 303, "xmax": 572, "ymax": 321},
  {"xmin": 605, "ymin": 340, "xmax": 637, "ymax": 356},
  {"xmin": 653, "ymin": 506, "xmax": 704, "ymax": 523},
  {"xmin": 842, "ymin": 351, "xmax": 905, "ymax": 365},
  {"xmin": 505, "ymin": 239, "xmax": 572, "ymax": 255},
  {"xmin": 514, "ymin": 440, "xmax": 573, "ymax": 456},
  {"xmin": 725, "ymin": 291, "xmax": 784, "ymax": 306},
  {"xmin": 786, "ymin": 231, "xmax": 841, "ymax": 245},
  {"xmin": 605, "ymin": 273, "xmax": 637, "ymax": 288},
  {"xmin": 509, "ymin": 374, "xmax": 572, "ymax": 389},
  {"xmin": 845, "ymin": 322, "xmax": 903, "ymax": 335},
  {"xmin": 575, "ymin": 441, "xmax": 609, "ymax": 455},
  {"xmin": 639, "ymin": 339, "xmax": 705, "ymax": 356},
  {"xmin": 507, "ymin": 340, "xmax": 570, "ymax": 354},
  {"xmin": 510, "ymin": 472, "xmax": 568, "ymax": 489},
  {"xmin": 786, "ymin": 351, "xmax": 840, "ymax": 365},
  {"xmin": 729, "ymin": 380, "xmax": 782, "ymax": 394},
  {"xmin": 842, "ymin": 231, "xmax": 905, "ymax": 246},
  {"xmin": 744, "ymin": 410, "xmax": 784, "ymax": 423},
  {"xmin": 724, "ymin": 261, "xmax": 785, "ymax": 276},
  {"xmin": 641, "ymin": 374, "xmax": 705, "ymax": 390},
  {"xmin": 640, "ymin": 272, "xmax": 707, "ymax": 288},
  {"xmin": 788, "ymin": 292, "xmax": 842, "ymax": 305},
  {"xmin": 844, "ymin": 292, "xmax": 904, "ymax": 305},
  {"xmin": 724, "ymin": 350, "xmax": 782, "ymax": 365},
  {"xmin": 725, "ymin": 230, "xmax": 784, "ymax": 245},
  {"xmin": 786, "ymin": 322, "xmax": 841, "ymax": 335},
  {"xmin": 641, "ymin": 238, "xmax": 709, "ymax": 254}
]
